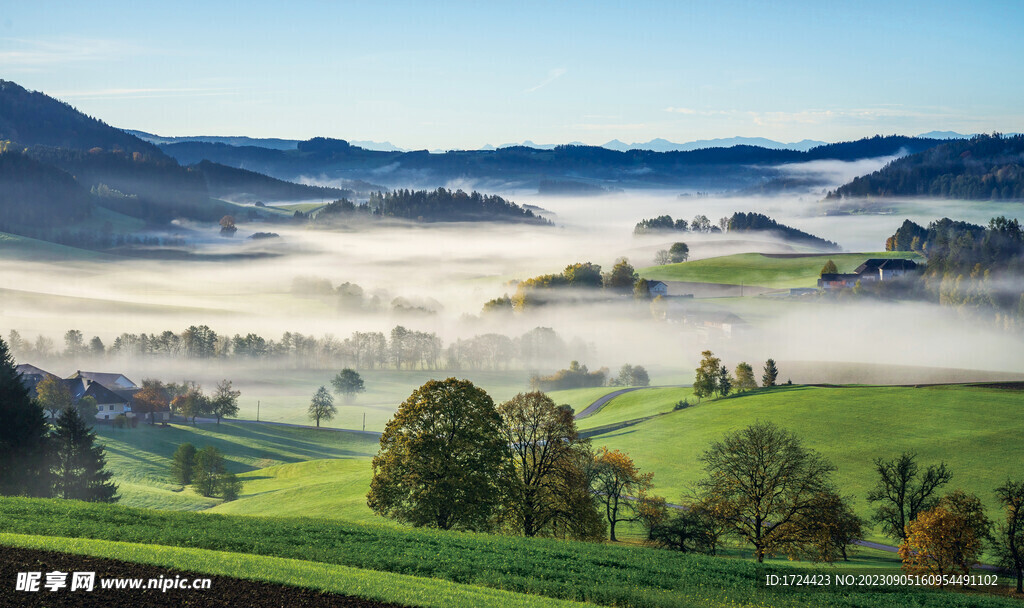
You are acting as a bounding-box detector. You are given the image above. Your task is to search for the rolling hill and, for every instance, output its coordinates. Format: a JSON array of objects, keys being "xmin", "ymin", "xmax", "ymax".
[
  {"xmin": 828, "ymin": 133, "xmax": 1024, "ymax": 201},
  {"xmin": 585, "ymin": 384, "xmax": 1024, "ymax": 542}
]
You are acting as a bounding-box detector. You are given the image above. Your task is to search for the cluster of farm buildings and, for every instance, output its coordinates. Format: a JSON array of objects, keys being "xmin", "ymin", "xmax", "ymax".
[{"xmin": 15, "ymin": 364, "xmax": 170, "ymax": 423}]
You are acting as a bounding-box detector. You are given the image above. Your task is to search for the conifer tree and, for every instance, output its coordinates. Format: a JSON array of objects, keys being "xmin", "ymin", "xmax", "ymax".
[
  {"xmin": 0, "ymin": 337, "xmax": 52, "ymax": 497},
  {"xmin": 51, "ymin": 407, "xmax": 118, "ymax": 502}
]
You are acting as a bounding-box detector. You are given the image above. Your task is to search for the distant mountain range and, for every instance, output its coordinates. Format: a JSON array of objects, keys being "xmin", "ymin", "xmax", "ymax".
[
  {"xmin": 125, "ymin": 130, "xmax": 406, "ymax": 152},
  {"xmin": 127, "ymin": 130, "xmax": 1010, "ymax": 156}
]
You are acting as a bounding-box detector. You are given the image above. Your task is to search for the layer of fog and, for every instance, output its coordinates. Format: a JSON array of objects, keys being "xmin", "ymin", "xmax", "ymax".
[{"xmin": 3, "ymin": 189, "xmax": 1024, "ymax": 392}]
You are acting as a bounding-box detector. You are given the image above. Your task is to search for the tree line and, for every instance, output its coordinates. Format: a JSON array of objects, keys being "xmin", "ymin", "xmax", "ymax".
[
  {"xmin": 634, "ymin": 212, "xmax": 839, "ymax": 250},
  {"xmin": 308, "ymin": 188, "xmax": 551, "ymax": 225},
  {"xmin": 879, "ymin": 215, "xmax": 1024, "ymax": 327},
  {"xmin": 487, "ymin": 259, "xmax": 656, "ymax": 312},
  {"xmin": 6, "ymin": 325, "xmax": 587, "ymax": 372},
  {"xmin": 693, "ymin": 350, "xmax": 777, "ymax": 400}
]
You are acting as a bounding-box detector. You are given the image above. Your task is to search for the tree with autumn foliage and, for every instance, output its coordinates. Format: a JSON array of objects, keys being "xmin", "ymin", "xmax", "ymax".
[
  {"xmin": 133, "ymin": 379, "xmax": 169, "ymax": 425},
  {"xmin": 591, "ymin": 447, "xmax": 660, "ymax": 541},
  {"xmin": 35, "ymin": 375, "xmax": 73, "ymax": 420},
  {"xmin": 899, "ymin": 491, "xmax": 992, "ymax": 584},
  {"xmin": 367, "ymin": 378, "xmax": 509, "ymax": 531},
  {"xmin": 497, "ymin": 392, "xmax": 603, "ymax": 540}
]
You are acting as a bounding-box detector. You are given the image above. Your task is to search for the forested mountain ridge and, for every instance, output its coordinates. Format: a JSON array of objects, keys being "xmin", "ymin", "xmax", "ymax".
[
  {"xmin": 161, "ymin": 135, "xmax": 945, "ymax": 190},
  {"xmin": 827, "ymin": 134, "xmax": 1024, "ymax": 200},
  {"xmin": 194, "ymin": 160, "xmax": 357, "ymax": 203},
  {"xmin": 0, "ymin": 80, "xmax": 166, "ymax": 159}
]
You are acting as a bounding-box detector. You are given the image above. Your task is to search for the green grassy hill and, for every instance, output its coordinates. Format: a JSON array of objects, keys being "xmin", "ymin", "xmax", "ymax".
[
  {"xmin": 0, "ymin": 497, "xmax": 1015, "ymax": 608},
  {"xmin": 210, "ymin": 458, "xmax": 377, "ymax": 523},
  {"xmin": 95, "ymin": 422, "xmax": 378, "ymax": 510},
  {"xmin": 585, "ymin": 384, "xmax": 1024, "ymax": 542},
  {"xmin": 639, "ymin": 251, "xmax": 924, "ymax": 288}
]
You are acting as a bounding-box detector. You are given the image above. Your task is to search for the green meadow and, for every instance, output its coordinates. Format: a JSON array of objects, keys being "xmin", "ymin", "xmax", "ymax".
[
  {"xmin": 0, "ymin": 498, "xmax": 1015, "ymax": 608},
  {"xmin": 639, "ymin": 251, "xmax": 925, "ymax": 288},
  {"xmin": 585, "ymin": 384, "xmax": 1024, "ymax": 542}
]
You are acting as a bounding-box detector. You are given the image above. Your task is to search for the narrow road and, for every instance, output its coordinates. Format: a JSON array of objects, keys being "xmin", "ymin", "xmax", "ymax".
[{"xmin": 574, "ymin": 387, "xmax": 647, "ymax": 419}]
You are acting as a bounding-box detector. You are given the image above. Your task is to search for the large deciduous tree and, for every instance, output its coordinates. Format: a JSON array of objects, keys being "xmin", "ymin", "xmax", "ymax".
[
  {"xmin": 51, "ymin": 407, "xmax": 118, "ymax": 502},
  {"xmin": 866, "ymin": 452, "xmax": 952, "ymax": 541},
  {"xmin": 331, "ymin": 368, "xmax": 366, "ymax": 403},
  {"xmin": 693, "ymin": 350, "xmax": 720, "ymax": 401},
  {"xmin": 367, "ymin": 378, "xmax": 509, "ymax": 531},
  {"xmin": 171, "ymin": 385, "xmax": 209, "ymax": 425},
  {"xmin": 133, "ymin": 379, "xmax": 169, "ymax": 425},
  {"xmin": 0, "ymin": 337, "xmax": 52, "ymax": 497},
  {"xmin": 308, "ymin": 386, "xmax": 336, "ymax": 427},
  {"xmin": 170, "ymin": 443, "xmax": 197, "ymax": 485},
  {"xmin": 669, "ymin": 242, "xmax": 689, "ymax": 263},
  {"xmin": 497, "ymin": 392, "xmax": 601, "ymax": 539},
  {"xmin": 591, "ymin": 447, "xmax": 658, "ymax": 541},
  {"xmin": 209, "ymin": 379, "xmax": 240, "ymax": 425},
  {"xmin": 995, "ymin": 480, "xmax": 1024, "ymax": 593},
  {"xmin": 734, "ymin": 362, "xmax": 758, "ymax": 391},
  {"xmin": 696, "ymin": 422, "xmax": 837, "ymax": 562}
]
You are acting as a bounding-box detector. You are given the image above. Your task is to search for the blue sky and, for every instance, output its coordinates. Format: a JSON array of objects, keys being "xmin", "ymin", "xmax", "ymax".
[{"xmin": 3, "ymin": 1, "xmax": 1021, "ymax": 149}]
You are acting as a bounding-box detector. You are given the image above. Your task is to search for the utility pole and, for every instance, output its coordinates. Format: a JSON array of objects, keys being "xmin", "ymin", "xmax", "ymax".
[
  {"xmin": 362, "ymin": 412, "xmax": 366, "ymax": 432},
  {"xmin": 257, "ymin": 400, "xmax": 260, "ymax": 422}
]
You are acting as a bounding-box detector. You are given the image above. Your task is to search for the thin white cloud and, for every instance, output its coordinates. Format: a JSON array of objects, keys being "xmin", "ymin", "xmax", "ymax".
[
  {"xmin": 664, "ymin": 106, "xmax": 696, "ymax": 114},
  {"xmin": 0, "ymin": 37, "xmax": 135, "ymax": 71},
  {"xmin": 525, "ymin": 68, "xmax": 566, "ymax": 93}
]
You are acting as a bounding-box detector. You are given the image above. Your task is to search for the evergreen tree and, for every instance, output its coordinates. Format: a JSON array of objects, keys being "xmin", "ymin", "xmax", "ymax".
[
  {"xmin": 716, "ymin": 366, "xmax": 732, "ymax": 397},
  {"xmin": 820, "ymin": 259, "xmax": 838, "ymax": 275},
  {"xmin": 762, "ymin": 358, "xmax": 779, "ymax": 387},
  {"xmin": 0, "ymin": 337, "xmax": 52, "ymax": 497},
  {"xmin": 51, "ymin": 407, "xmax": 118, "ymax": 502}
]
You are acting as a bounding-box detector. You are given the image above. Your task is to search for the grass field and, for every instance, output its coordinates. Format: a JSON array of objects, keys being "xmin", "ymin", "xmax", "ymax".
[
  {"xmin": 95, "ymin": 422, "xmax": 378, "ymax": 510},
  {"xmin": 0, "ymin": 533, "xmax": 581, "ymax": 608},
  {"xmin": 0, "ymin": 498, "xmax": 1016, "ymax": 608},
  {"xmin": 210, "ymin": 458, "xmax": 378, "ymax": 522},
  {"xmin": 223, "ymin": 368, "xmax": 535, "ymax": 431},
  {"xmin": 639, "ymin": 251, "xmax": 924, "ymax": 288},
  {"xmin": 585, "ymin": 384, "xmax": 1024, "ymax": 542}
]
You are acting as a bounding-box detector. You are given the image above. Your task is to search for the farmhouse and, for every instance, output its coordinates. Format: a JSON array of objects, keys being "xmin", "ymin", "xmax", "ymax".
[
  {"xmin": 647, "ymin": 280, "xmax": 669, "ymax": 297},
  {"xmin": 14, "ymin": 363, "xmax": 60, "ymax": 398},
  {"xmin": 66, "ymin": 376, "xmax": 133, "ymax": 421},
  {"xmin": 817, "ymin": 258, "xmax": 918, "ymax": 290}
]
